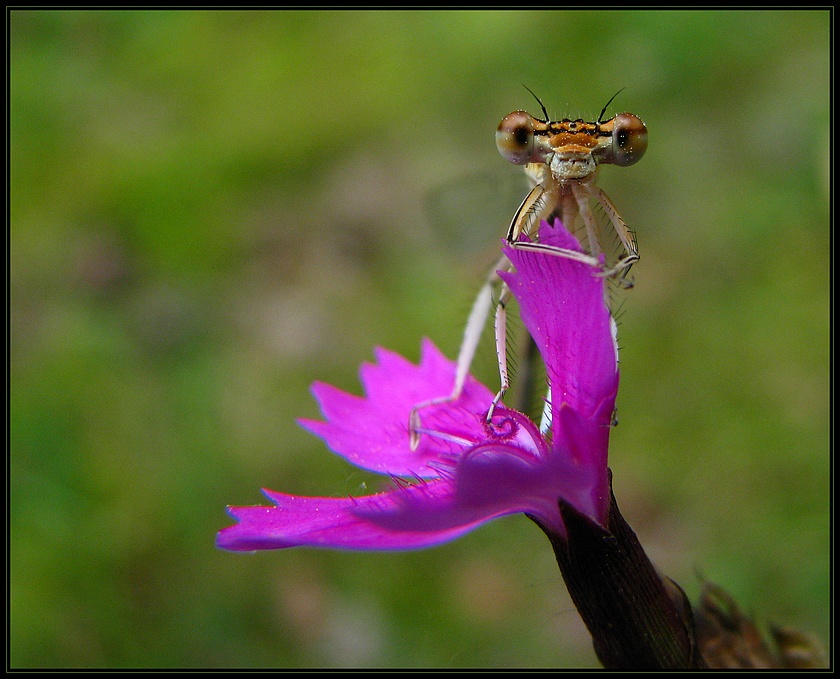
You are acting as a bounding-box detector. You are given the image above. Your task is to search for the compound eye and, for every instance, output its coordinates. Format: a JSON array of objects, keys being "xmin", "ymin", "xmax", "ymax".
[
  {"xmin": 608, "ymin": 112, "xmax": 648, "ymax": 166},
  {"xmin": 496, "ymin": 111, "xmax": 537, "ymax": 165}
]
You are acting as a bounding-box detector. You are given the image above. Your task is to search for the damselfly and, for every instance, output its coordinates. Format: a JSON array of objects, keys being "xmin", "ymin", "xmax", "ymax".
[{"xmin": 410, "ymin": 94, "xmax": 647, "ymax": 446}]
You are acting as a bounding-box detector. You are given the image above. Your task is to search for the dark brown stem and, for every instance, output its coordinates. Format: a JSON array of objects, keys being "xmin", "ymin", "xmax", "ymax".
[{"xmin": 532, "ymin": 472, "xmax": 705, "ymax": 669}]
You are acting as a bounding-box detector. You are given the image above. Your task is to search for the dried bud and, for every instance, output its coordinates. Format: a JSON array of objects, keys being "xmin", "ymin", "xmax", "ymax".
[{"xmin": 694, "ymin": 581, "xmax": 826, "ymax": 669}]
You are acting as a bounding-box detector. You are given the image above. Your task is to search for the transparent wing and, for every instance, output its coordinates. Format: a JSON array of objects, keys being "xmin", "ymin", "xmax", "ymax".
[{"xmin": 423, "ymin": 169, "xmax": 529, "ymax": 258}]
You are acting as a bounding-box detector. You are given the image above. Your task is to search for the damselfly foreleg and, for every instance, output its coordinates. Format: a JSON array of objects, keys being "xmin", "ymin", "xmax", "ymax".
[{"xmin": 408, "ymin": 253, "xmax": 510, "ymax": 449}]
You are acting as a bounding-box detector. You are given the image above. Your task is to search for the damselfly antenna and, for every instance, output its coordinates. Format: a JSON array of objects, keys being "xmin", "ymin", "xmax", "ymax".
[
  {"xmin": 523, "ymin": 84, "xmax": 551, "ymax": 123},
  {"xmin": 598, "ymin": 87, "xmax": 626, "ymax": 124}
]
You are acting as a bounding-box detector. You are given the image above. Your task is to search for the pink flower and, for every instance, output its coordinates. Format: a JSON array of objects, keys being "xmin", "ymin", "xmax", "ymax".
[{"xmin": 217, "ymin": 219, "xmax": 619, "ymax": 551}]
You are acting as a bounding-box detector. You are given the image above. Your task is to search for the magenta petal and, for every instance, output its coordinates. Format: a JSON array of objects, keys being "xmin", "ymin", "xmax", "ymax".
[
  {"xmin": 299, "ymin": 338, "xmax": 495, "ymax": 477},
  {"xmin": 499, "ymin": 219, "xmax": 618, "ymax": 425},
  {"xmin": 552, "ymin": 404, "xmax": 611, "ymax": 521},
  {"xmin": 498, "ymin": 220, "xmax": 618, "ymax": 524},
  {"xmin": 217, "ymin": 482, "xmax": 511, "ymax": 552}
]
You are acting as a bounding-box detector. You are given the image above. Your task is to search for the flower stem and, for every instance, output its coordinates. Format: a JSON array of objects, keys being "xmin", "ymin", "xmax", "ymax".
[{"xmin": 533, "ymin": 472, "xmax": 705, "ymax": 669}]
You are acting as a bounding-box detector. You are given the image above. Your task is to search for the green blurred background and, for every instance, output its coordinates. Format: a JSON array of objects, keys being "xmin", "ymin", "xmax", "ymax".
[{"xmin": 10, "ymin": 9, "xmax": 829, "ymax": 668}]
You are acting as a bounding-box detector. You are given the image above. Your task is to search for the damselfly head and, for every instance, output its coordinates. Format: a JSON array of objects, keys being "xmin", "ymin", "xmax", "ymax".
[{"xmin": 495, "ymin": 109, "xmax": 648, "ymax": 175}]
